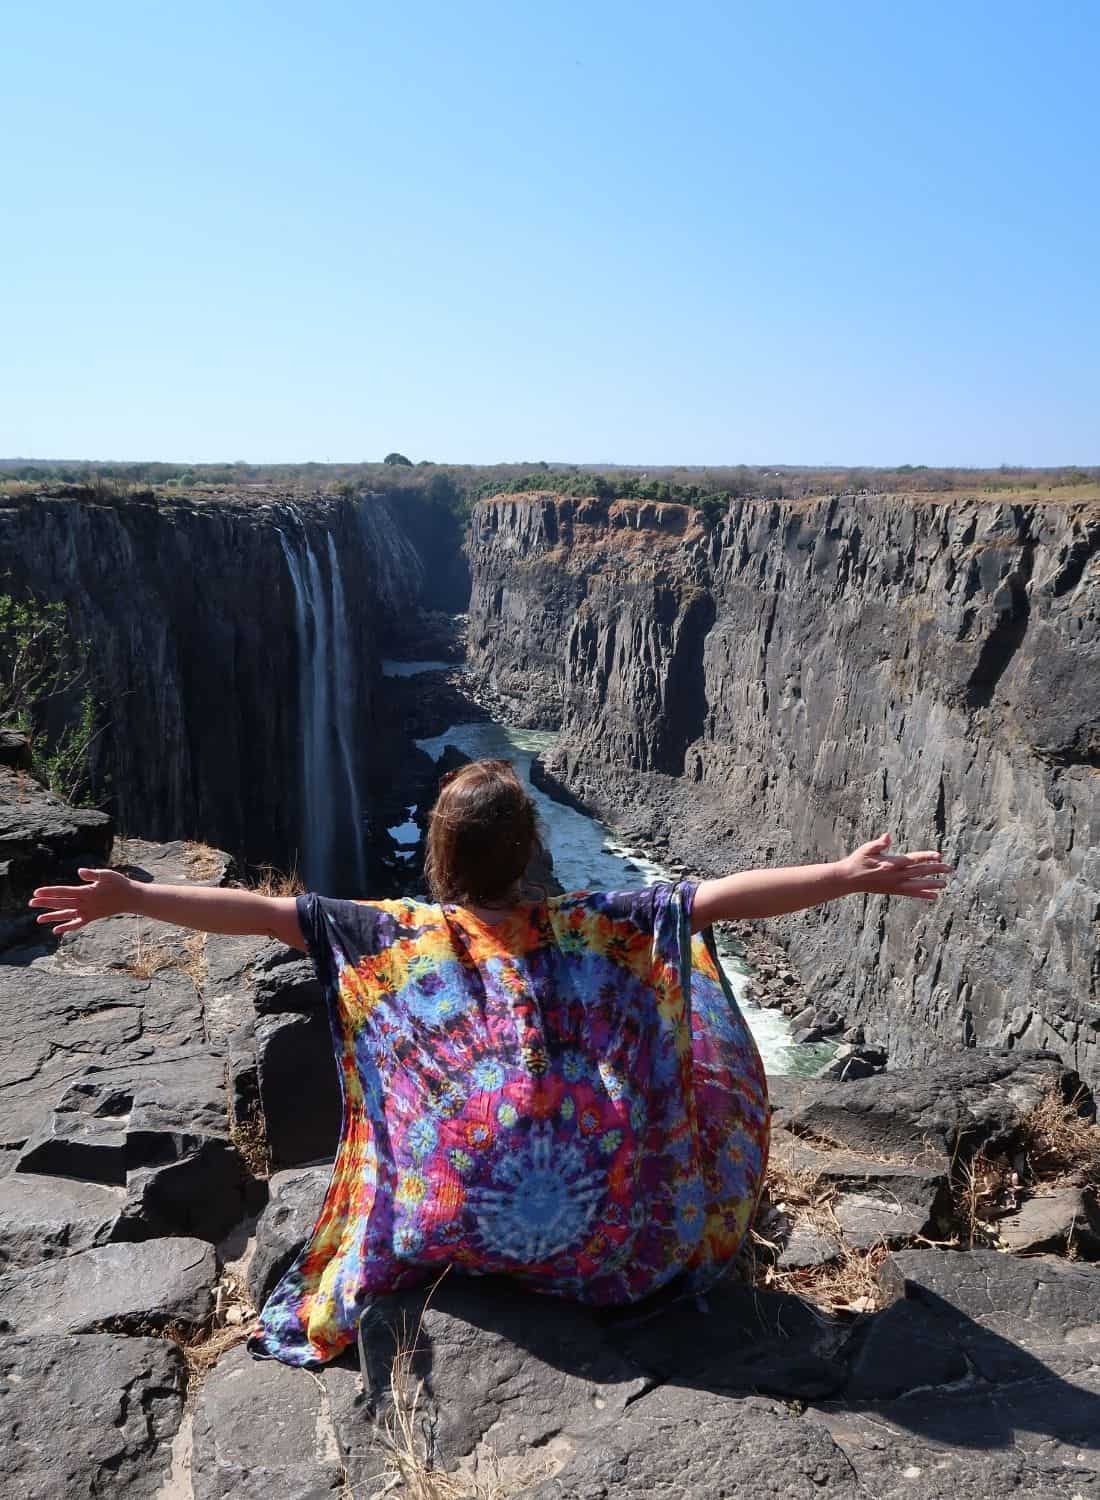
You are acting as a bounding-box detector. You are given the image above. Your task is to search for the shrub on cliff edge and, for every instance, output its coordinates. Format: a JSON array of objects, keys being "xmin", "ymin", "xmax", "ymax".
[{"xmin": 0, "ymin": 590, "xmax": 101, "ymax": 805}]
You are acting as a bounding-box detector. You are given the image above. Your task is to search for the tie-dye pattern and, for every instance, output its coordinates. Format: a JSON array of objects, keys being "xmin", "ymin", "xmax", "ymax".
[{"xmin": 249, "ymin": 882, "xmax": 769, "ymax": 1367}]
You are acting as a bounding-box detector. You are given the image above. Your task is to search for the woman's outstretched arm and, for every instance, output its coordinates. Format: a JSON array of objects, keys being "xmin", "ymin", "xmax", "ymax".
[
  {"xmin": 29, "ymin": 868, "xmax": 306, "ymax": 949},
  {"xmin": 690, "ymin": 833, "xmax": 951, "ymax": 933}
]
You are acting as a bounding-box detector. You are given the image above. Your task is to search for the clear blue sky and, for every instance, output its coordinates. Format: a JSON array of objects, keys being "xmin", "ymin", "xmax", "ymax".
[{"xmin": 4, "ymin": 1, "xmax": 1097, "ymax": 466}]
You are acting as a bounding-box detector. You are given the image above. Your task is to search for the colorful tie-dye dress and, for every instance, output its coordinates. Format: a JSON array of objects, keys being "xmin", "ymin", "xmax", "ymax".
[{"xmin": 250, "ymin": 882, "xmax": 769, "ymax": 1367}]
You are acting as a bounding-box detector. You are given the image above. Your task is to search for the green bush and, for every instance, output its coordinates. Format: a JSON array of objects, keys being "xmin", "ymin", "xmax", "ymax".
[{"xmin": 0, "ymin": 592, "xmax": 100, "ymax": 805}]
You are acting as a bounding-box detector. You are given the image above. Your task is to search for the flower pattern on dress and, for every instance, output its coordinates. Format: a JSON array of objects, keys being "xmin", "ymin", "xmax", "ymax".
[{"xmin": 249, "ymin": 883, "xmax": 770, "ymax": 1369}]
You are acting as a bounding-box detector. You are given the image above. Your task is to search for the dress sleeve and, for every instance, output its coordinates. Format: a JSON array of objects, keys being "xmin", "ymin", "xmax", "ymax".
[
  {"xmin": 295, "ymin": 894, "xmax": 386, "ymax": 988},
  {"xmin": 594, "ymin": 880, "xmax": 698, "ymax": 985}
]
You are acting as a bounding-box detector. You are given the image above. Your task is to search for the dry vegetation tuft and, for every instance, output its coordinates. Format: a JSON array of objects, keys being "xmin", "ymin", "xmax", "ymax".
[
  {"xmin": 184, "ymin": 840, "xmax": 227, "ymax": 882},
  {"xmin": 1020, "ymin": 1085, "xmax": 1100, "ymax": 1184},
  {"xmin": 124, "ymin": 926, "xmax": 177, "ymax": 980},
  {"xmin": 163, "ymin": 1269, "xmax": 257, "ymax": 1386},
  {"xmin": 740, "ymin": 1142, "xmax": 892, "ymax": 1315},
  {"xmin": 180, "ymin": 929, "xmax": 208, "ymax": 989},
  {"xmin": 166, "ymin": 1319, "xmax": 252, "ymax": 1382},
  {"xmin": 231, "ymin": 1102, "xmax": 271, "ymax": 1179},
  {"xmin": 952, "ymin": 1084, "xmax": 1100, "ymax": 1247},
  {"xmin": 248, "ymin": 862, "xmax": 306, "ymax": 898},
  {"xmin": 372, "ymin": 1307, "xmax": 506, "ymax": 1500}
]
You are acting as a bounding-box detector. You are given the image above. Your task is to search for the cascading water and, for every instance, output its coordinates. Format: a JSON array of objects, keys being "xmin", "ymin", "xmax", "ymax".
[
  {"xmin": 326, "ymin": 532, "xmax": 368, "ymax": 890},
  {"xmin": 278, "ymin": 521, "xmax": 367, "ymax": 893}
]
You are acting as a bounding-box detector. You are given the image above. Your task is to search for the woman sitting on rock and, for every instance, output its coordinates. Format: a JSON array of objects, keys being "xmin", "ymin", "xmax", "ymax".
[{"xmin": 29, "ymin": 759, "xmax": 949, "ymax": 1368}]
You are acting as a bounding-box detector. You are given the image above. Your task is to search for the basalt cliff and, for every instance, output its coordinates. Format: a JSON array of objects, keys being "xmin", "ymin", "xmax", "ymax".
[
  {"xmin": 468, "ymin": 492, "xmax": 1100, "ymax": 1086},
  {"xmin": 1, "ymin": 491, "xmax": 427, "ymax": 892}
]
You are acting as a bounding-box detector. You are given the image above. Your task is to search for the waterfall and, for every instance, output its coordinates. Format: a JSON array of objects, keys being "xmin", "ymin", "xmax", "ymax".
[
  {"xmin": 278, "ymin": 524, "xmax": 366, "ymax": 892},
  {"xmin": 326, "ymin": 532, "xmax": 367, "ymax": 892}
]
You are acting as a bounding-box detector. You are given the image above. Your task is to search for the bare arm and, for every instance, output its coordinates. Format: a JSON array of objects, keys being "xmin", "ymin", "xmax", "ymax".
[
  {"xmin": 29, "ymin": 868, "xmax": 306, "ymax": 950},
  {"xmin": 690, "ymin": 834, "xmax": 951, "ymax": 933}
]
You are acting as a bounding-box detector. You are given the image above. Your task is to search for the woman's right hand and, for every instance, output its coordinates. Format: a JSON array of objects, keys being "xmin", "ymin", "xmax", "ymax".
[{"xmin": 29, "ymin": 867, "xmax": 134, "ymax": 934}]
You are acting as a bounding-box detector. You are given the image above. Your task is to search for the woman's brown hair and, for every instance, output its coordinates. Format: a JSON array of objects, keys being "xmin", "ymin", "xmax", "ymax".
[{"xmin": 425, "ymin": 759, "xmax": 543, "ymax": 906}]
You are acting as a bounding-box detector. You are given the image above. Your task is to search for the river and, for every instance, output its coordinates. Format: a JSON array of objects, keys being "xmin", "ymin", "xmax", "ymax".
[{"xmin": 388, "ymin": 662, "xmax": 828, "ymax": 1078}]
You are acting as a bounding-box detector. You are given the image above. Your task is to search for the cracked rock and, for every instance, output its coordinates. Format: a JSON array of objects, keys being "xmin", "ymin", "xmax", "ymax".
[
  {"xmin": 0, "ymin": 1333, "xmax": 184, "ymax": 1498},
  {"xmin": 0, "ymin": 1236, "xmax": 215, "ymax": 1335}
]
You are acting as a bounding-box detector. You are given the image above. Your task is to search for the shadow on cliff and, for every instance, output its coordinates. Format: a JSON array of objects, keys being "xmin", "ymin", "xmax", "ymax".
[{"xmin": 355, "ymin": 1268, "xmax": 1100, "ymax": 1456}]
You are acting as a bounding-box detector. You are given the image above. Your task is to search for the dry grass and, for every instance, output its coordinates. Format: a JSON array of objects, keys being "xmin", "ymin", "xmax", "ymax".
[
  {"xmin": 165, "ymin": 1319, "xmax": 252, "ymax": 1382},
  {"xmin": 124, "ymin": 925, "xmax": 177, "ymax": 979},
  {"xmin": 954, "ymin": 1149, "xmax": 1017, "ymax": 1248},
  {"xmin": 951, "ymin": 1085, "xmax": 1100, "ymax": 1246},
  {"xmin": 367, "ymin": 1282, "xmax": 509, "ymax": 1500},
  {"xmin": 184, "ymin": 840, "xmax": 227, "ymax": 882},
  {"xmin": 741, "ymin": 1144, "xmax": 891, "ymax": 1315},
  {"xmin": 180, "ymin": 929, "xmax": 208, "ymax": 989},
  {"xmin": 248, "ymin": 862, "xmax": 306, "ymax": 897},
  {"xmin": 767, "ymin": 1242, "xmax": 891, "ymax": 1315},
  {"xmin": 231, "ymin": 1102, "xmax": 271, "ymax": 1179},
  {"xmin": 163, "ymin": 1269, "xmax": 257, "ymax": 1387},
  {"xmin": 1020, "ymin": 1085, "xmax": 1100, "ymax": 1185}
]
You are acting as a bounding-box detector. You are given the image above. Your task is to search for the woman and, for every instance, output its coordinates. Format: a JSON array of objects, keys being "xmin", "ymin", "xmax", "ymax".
[{"xmin": 30, "ymin": 759, "xmax": 950, "ymax": 1368}]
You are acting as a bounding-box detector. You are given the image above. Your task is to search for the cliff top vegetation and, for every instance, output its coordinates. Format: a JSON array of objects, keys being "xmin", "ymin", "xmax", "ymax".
[{"xmin": 2, "ymin": 458, "xmax": 1098, "ymax": 530}]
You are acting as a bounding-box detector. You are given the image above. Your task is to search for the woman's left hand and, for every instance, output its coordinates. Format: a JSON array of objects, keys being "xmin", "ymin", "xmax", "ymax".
[{"xmin": 838, "ymin": 833, "xmax": 952, "ymax": 900}]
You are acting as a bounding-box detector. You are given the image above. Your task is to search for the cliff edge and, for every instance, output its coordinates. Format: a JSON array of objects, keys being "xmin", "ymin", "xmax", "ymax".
[{"xmin": 468, "ymin": 491, "xmax": 1100, "ymax": 1086}]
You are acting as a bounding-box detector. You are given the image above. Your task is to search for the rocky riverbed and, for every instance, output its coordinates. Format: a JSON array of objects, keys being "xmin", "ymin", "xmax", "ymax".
[{"xmin": 4, "ymin": 735, "xmax": 1100, "ymax": 1498}]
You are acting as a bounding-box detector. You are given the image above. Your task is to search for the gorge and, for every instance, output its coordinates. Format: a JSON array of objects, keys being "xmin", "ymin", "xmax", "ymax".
[
  {"xmin": 2, "ymin": 478, "xmax": 1100, "ymax": 1498},
  {"xmin": 466, "ymin": 491, "xmax": 1100, "ymax": 1088},
  {"xmin": 3, "ymin": 482, "xmax": 1097, "ymax": 1086}
]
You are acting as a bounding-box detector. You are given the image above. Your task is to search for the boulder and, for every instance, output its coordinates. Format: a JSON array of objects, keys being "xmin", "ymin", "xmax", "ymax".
[
  {"xmin": 358, "ymin": 1278, "xmax": 649, "ymax": 1468},
  {"xmin": 0, "ymin": 1333, "xmax": 184, "ymax": 1497},
  {"xmin": 523, "ymin": 1387, "xmax": 861, "ymax": 1500},
  {"xmin": 0, "ymin": 729, "xmax": 31, "ymax": 769},
  {"xmin": 0, "ymin": 763, "xmax": 112, "ymax": 914},
  {"xmin": 0, "ymin": 1237, "xmax": 215, "ymax": 1335},
  {"xmin": 783, "ymin": 1049, "xmax": 1081, "ymax": 1159},
  {"xmin": 603, "ymin": 1278, "xmax": 848, "ymax": 1401},
  {"xmin": 777, "ymin": 1223, "xmax": 842, "ymax": 1271},
  {"xmin": 0, "ymin": 960, "xmax": 204, "ymax": 1151},
  {"xmin": 190, "ymin": 1342, "xmax": 378, "ymax": 1500},
  {"xmin": 832, "ymin": 1191, "xmax": 929, "ymax": 1248},
  {"xmin": 17, "ymin": 1048, "xmax": 248, "ymax": 1242},
  {"xmin": 254, "ymin": 1011, "xmax": 341, "ymax": 1170},
  {"xmin": 203, "ymin": 932, "xmax": 269, "ymax": 1045},
  {"xmin": 251, "ymin": 945, "xmax": 322, "ymax": 1016},
  {"xmin": 996, "ymin": 1186, "xmax": 1100, "ymax": 1256},
  {"xmin": 248, "ymin": 1164, "xmax": 330, "ymax": 1307},
  {"xmin": 820, "ymin": 1250, "xmax": 1100, "ymax": 1498},
  {"xmin": 772, "ymin": 1131, "xmax": 952, "ymax": 1224},
  {"xmin": 0, "ymin": 1171, "xmax": 124, "ymax": 1270}
]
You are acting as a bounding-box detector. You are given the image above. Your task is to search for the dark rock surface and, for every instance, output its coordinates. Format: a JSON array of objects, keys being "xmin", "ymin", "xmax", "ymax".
[
  {"xmin": 5, "ymin": 724, "xmax": 1100, "ymax": 1495},
  {"xmin": 248, "ymin": 1164, "xmax": 330, "ymax": 1306},
  {"xmin": 782, "ymin": 1048, "xmax": 1079, "ymax": 1158},
  {"xmin": 467, "ymin": 492, "xmax": 1100, "ymax": 1090},
  {"xmin": 255, "ymin": 1009, "xmax": 342, "ymax": 1170},
  {"xmin": 0, "ymin": 1237, "xmax": 215, "ymax": 1335},
  {"xmin": 0, "ymin": 760, "xmax": 112, "ymax": 914},
  {"xmin": 0, "ymin": 1333, "xmax": 185, "ymax": 1497},
  {"xmin": 0, "ymin": 490, "xmax": 427, "ymax": 888},
  {"xmin": 191, "ymin": 1343, "xmax": 372, "ymax": 1499},
  {"xmin": 824, "ymin": 1250, "xmax": 1100, "ymax": 1498},
  {"xmin": 996, "ymin": 1186, "xmax": 1100, "ymax": 1256},
  {"xmin": 0, "ymin": 1171, "xmax": 123, "ymax": 1269},
  {"xmin": 18, "ymin": 1048, "xmax": 248, "ymax": 1242}
]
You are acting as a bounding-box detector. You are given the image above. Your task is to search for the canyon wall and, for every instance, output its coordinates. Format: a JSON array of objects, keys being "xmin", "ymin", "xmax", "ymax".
[
  {"xmin": 1, "ymin": 491, "xmax": 424, "ymax": 890},
  {"xmin": 468, "ymin": 492, "xmax": 1100, "ymax": 1084}
]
